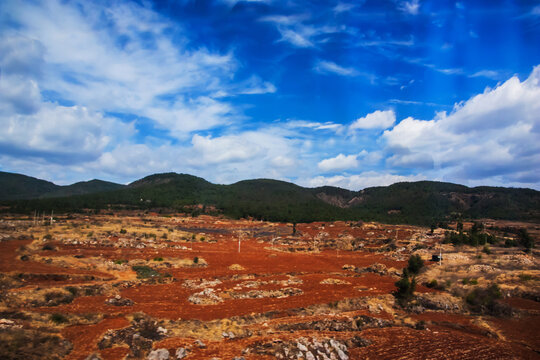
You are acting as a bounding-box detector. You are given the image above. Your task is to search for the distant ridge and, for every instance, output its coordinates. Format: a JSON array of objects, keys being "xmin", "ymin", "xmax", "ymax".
[
  {"xmin": 1, "ymin": 171, "xmax": 539, "ymax": 225},
  {"xmin": 0, "ymin": 171, "xmax": 125, "ymax": 200}
]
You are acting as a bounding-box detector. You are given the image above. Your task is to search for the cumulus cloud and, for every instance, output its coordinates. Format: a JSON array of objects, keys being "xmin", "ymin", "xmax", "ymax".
[
  {"xmin": 318, "ymin": 153, "xmax": 359, "ymax": 172},
  {"xmin": 383, "ymin": 66, "xmax": 540, "ymax": 186},
  {"xmin": 0, "ymin": 0, "xmax": 271, "ymax": 139},
  {"xmin": 306, "ymin": 171, "xmax": 425, "ymax": 190},
  {"xmin": 0, "ymin": 104, "xmax": 134, "ymax": 164},
  {"xmin": 350, "ymin": 110, "xmax": 396, "ymax": 130}
]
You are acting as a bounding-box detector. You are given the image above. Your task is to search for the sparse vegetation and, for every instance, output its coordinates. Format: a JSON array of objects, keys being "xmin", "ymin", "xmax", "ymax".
[
  {"xmin": 50, "ymin": 313, "xmax": 69, "ymax": 324},
  {"xmin": 131, "ymin": 265, "xmax": 160, "ymax": 279}
]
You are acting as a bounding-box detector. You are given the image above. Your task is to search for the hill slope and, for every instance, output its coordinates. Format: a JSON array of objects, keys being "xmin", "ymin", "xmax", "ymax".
[
  {"xmin": 1, "ymin": 172, "xmax": 539, "ymax": 225},
  {"xmin": 0, "ymin": 171, "xmax": 125, "ymax": 200}
]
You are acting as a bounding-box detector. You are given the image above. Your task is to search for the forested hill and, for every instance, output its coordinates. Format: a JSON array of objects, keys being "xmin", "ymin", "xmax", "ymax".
[{"xmin": 1, "ymin": 171, "xmax": 539, "ymax": 225}]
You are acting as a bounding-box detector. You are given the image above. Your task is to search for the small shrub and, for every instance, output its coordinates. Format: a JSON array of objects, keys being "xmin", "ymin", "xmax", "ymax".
[
  {"xmin": 504, "ymin": 239, "xmax": 518, "ymax": 248},
  {"xmin": 42, "ymin": 244, "xmax": 55, "ymax": 251},
  {"xmin": 482, "ymin": 245, "xmax": 491, "ymax": 255},
  {"xmin": 50, "ymin": 313, "xmax": 68, "ymax": 324},
  {"xmin": 519, "ymin": 273, "xmax": 534, "ymax": 282},
  {"xmin": 44, "ymin": 291, "xmax": 74, "ymax": 305},
  {"xmin": 394, "ymin": 273, "xmax": 416, "ymax": 306},
  {"xmin": 426, "ymin": 279, "xmax": 438, "ymax": 288},
  {"xmin": 193, "ymin": 257, "xmax": 199, "ymax": 264},
  {"xmin": 65, "ymin": 286, "xmax": 78, "ymax": 296},
  {"xmin": 120, "ymin": 228, "xmax": 127, "ymax": 234},
  {"xmin": 114, "ymin": 259, "xmax": 128, "ymax": 265},
  {"xmin": 407, "ymin": 254, "xmax": 424, "ymax": 275},
  {"xmin": 87, "ymin": 231, "xmax": 94, "ymax": 238},
  {"xmin": 466, "ymin": 284, "xmax": 506, "ymax": 315},
  {"xmin": 43, "ymin": 234, "xmax": 52, "ymax": 241},
  {"xmin": 131, "ymin": 265, "xmax": 160, "ymax": 279},
  {"xmin": 153, "ymin": 257, "xmax": 163, "ymax": 262}
]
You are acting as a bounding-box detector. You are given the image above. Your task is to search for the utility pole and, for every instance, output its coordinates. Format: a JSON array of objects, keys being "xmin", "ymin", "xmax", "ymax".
[{"xmin": 238, "ymin": 233, "xmax": 242, "ymax": 253}]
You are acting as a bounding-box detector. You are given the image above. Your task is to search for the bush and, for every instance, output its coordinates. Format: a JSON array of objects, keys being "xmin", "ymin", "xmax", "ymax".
[
  {"xmin": 394, "ymin": 274, "xmax": 416, "ymax": 306},
  {"xmin": 466, "ymin": 284, "xmax": 508, "ymax": 315},
  {"xmin": 44, "ymin": 291, "xmax": 74, "ymax": 306},
  {"xmin": 153, "ymin": 257, "xmax": 163, "ymax": 262},
  {"xmin": 426, "ymin": 279, "xmax": 438, "ymax": 288},
  {"xmin": 120, "ymin": 228, "xmax": 127, "ymax": 234},
  {"xmin": 407, "ymin": 254, "xmax": 424, "ymax": 275},
  {"xmin": 193, "ymin": 257, "xmax": 199, "ymax": 264},
  {"xmin": 50, "ymin": 313, "xmax": 68, "ymax": 324},
  {"xmin": 504, "ymin": 238, "xmax": 518, "ymax": 248},
  {"xmin": 114, "ymin": 259, "xmax": 128, "ymax": 265},
  {"xmin": 482, "ymin": 245, "xmax": 491, "ymax": 255},
  {"xmin": 518, "ymin": 228, "xmax": 534, "ymax": 250},
  {"xmin": 131, "ymin": 266, "xmax": 160, "ymax": 279}
]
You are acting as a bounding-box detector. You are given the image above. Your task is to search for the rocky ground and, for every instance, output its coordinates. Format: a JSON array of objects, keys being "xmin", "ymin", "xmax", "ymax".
[{"xmin": 0, "ymin": 212, "xmax": 538, "ymax": 359}]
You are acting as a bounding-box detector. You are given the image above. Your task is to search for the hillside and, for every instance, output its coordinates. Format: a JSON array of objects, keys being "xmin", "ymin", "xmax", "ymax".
[
  {"xmin": 0, "ymin": 171, "xmax": 125, "ymax": 200},
  {"xmin": 1, "ymin": 172, "xmax": 539, "ymax": 225}
]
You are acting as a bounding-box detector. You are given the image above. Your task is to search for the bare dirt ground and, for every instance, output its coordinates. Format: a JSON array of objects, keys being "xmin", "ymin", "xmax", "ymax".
[{"xmin": 0, "ymin": 212, "xmax": 538, "ymax": 359}]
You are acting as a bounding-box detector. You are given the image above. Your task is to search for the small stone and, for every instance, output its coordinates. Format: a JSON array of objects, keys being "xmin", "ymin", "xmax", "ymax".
[
  {"xmin": 194, "ymin": 339, "xmax": 206, "ymax": 348},
  {"xmin": 297, "ymin": 342, "xmax": 308, "ymax": 352},
  {"xmin": 147, "ymin": 348, "xmax": 170, "ymax": 360},
  {"xmin": 228, "ymin": 331, "xmax": 235, "ymax": 339},
  {"xmin": 305, "ymin": 351, "xmax": 316, "ymax": 360},
  {"xmin": 85, "ymin": 354, "xmax": 102, "ymax": 360},
  {"xmin": 175, "ymin": 347, "xmax": 188, "ymax": 359},
  {"xmin": 336, "ymin": 348, "xmax": 348, "ymax": 360}
]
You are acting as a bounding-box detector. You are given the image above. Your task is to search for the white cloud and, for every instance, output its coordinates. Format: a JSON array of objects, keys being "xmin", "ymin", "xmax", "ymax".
[
  {"xmin": 350, "ymin": 110, "xmax": 396, "ymax": 130},
  {"xmin": 285, "ymin": 120, "xmax": 344, "ymax": 133},
  {"xmin": 470, "ymin": 70, "xmax": 502, "ymax": 80},
  {"xmin": 383, "ymin": 65, "xmax": 540, "ymax": 186},
  {"xmin": 0, "ymin": 104, "xmax": 134, "ymax": 164},
  {"xmin": 333, "ymin": 2, "xmax": 356, "ymax": 14},
  {"xmin": 191, "ymin": 134, "xmax": 260, "ymax": 165},
  {"xmin": 305, "ymin": 171, "xmax": 425, "ymax": 190},
  {"xmin": 314, "ymin": 60, "xmax": 358, "ymax": 77},
  {"xmin": 398, "ymin": 0, "xmax": 420, "ymax": 15},
  {"xmin": 318, "ymin": 154, "xmax": 359, "ymax": 172},
  {"xmin": 260, "ymin": 14, "xmax": 344, "ymax": 48},
  {"xmin": 0, "ymin": 0, "xmax": 271, "ymax": 139}
]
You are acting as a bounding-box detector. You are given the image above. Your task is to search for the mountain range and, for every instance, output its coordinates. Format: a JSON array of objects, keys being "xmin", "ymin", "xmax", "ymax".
[{"xmin": 1, "ymin": 171, "xmax": 539, "ymax": 225}]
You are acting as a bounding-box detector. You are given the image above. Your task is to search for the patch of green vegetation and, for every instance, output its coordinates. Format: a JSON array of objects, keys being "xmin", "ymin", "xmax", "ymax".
[
  {"xmin": 49, "ymin": 313, "xmax": 68, "ymax": 324},
  {"xmin": 153, "ymin": 257, "xmax": 163, "ymax": 262},
  {"xmin": 119, "ymin": 228, "xmax": 127, "ymax": 234},
  {"xmin": 114, "ymin": 259, "xmax": 128, "ymax": 265},
  {"xmin": 519, "ymin": 273, "xmax": 535, "ymax": 282},
  {"xmin": 462, "ymin": 278, "xmax": 478, "ymax": 285},
  {"xmin": 465, "ymin": 284, "xmax": 509, "ymax": 316},
  {"xmin": 406, "ymin": 254, "xmax": 424, "ymax": 275},
  {"xmin": 131, "ymin": 265, "xmax": 160, "ymax": 279},
  {"xmin": 193, "ymin": 257, "xmax": 199, "ymax": 264}
]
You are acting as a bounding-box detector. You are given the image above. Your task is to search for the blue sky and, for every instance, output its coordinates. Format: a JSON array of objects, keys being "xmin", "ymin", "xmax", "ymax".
[{"xmin": 1, "ymin": 0, "xmax": 539, "ymax": 190}]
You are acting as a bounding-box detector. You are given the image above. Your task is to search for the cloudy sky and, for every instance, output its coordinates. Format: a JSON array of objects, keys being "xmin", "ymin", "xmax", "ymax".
[{"xmin": 1, "ymin": 0, "xmax": 539, "ymax": 190}]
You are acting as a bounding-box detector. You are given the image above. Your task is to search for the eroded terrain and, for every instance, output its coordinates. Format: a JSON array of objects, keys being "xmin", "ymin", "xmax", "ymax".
[{"xmin": 0, "ymin": 212, "xmax": 538, "ymax": 359}]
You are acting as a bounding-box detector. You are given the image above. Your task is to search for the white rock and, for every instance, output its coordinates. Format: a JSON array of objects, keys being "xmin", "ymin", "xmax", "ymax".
[
  {"xmin": 175, "ymin": 348, "xmax": 188, "ymax": 359},
  {"xmin": 147, "ymin": 349, "xmax": 170, "ymax": 360}
]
